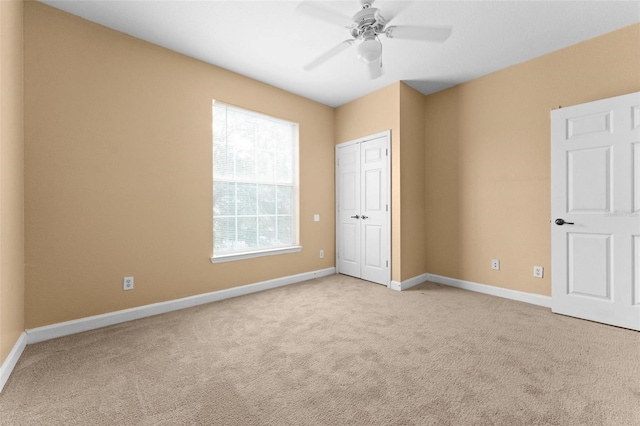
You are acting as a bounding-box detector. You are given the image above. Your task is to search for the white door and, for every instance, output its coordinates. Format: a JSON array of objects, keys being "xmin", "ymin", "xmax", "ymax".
[
  {"xmin": 551, "ymin": 91, "xmax": 640, "ymax": 331},
  {"xmin": 336, "ymin": 131, "xmax": 390, "ymax": 286},
  {"xmin": 336, "ymin": 142, "xmax": 361, "ymax": 279}
]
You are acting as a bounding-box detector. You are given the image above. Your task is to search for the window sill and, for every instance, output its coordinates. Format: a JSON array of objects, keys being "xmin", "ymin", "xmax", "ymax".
[{"xmin": 211, "ymin": 246, "xmax": 303, "ymax": 263}]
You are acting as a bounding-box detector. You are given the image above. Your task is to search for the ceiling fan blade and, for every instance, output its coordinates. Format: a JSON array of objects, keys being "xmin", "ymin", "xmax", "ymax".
[
  {"xmin": 385, "ymin": 25, "xmax": 452, "ymax": 42},
  {"xmin": 376, "ymin": 1, "xmax": 413, "ymax": 25},
  {"xmin": 367, "ymin": 58, "xmax": 383, "ymax": 80},
  {"xmin": 295, "ymin": 1, "xmax": 352, "ymax": 28},
  {"xmin": 303, "ymin": 40, "xmax": 354, "ymax": 71}
]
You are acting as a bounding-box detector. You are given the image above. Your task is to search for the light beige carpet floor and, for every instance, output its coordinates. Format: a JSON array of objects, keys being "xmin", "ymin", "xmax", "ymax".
[{"xmin": 1, "ymin": 274, "xmax": 639, "ymax": 425}]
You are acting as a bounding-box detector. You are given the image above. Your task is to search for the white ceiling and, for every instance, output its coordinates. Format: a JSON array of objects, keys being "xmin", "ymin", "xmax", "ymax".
[{"xmin": 40, "ymin": 1, "xmax": 640, "ymax": 107}]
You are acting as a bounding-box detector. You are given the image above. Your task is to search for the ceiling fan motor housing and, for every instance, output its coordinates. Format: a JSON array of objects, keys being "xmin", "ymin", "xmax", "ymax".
[{"xmin": 350, "ymin": 7, "xmax": 387, "ymax": 39}]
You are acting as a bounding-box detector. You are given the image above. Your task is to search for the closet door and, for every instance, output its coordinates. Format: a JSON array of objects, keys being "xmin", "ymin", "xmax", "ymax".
[
  {"xmin": 336, "ymin": 132, "xmax": 390, "ymax": 286},
  {"xmin": 336, "ymin": 142, "xmax": 361, "ymax": 278}
]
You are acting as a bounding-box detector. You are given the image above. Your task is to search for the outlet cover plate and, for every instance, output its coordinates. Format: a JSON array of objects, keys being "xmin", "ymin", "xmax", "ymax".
[
  {"xmin": 491, "ymin": 259, "xmax": 500, "ymax": 270},
  {"xmin": 123, "ymin": 276, "xmax": 134, "ymax": 291},
  {"xmin": 533, "ymin": 266, "xmax": 544, "ymax": 278}
]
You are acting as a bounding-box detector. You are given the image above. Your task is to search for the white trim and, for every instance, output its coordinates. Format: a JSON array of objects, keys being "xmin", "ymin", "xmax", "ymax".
[
  {"xmin": 26, "ymin": 267, "xmax": 335, "ymax": 344},
  {"xmin": 0, "ymin": 332, "xmax": 27, "ymax": 393},
  {"xmin": 211, "ymin": 245, "xmax": 302, "ymax": 263},
  {"xmin": 425, "ymin": 273, "xmax": 552, "ymax": 308},
  {"xmin": 389, "ymin": 272, "xmax": 551, "ymax": 308},
  {"xmin": 389, "ymin": 273, "xmax": 429, "ymax": 291}
]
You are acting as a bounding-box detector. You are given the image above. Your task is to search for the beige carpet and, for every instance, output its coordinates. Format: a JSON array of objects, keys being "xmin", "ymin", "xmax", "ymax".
[{"xmin": 1, "ymin": 274, "xmax": 639, "ymax": 425}]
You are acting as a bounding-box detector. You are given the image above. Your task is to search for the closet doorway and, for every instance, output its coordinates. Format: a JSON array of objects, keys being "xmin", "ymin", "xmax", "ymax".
[{"xmin": 335, "ymin": 131, "xmax": 391, "ymax": 286}]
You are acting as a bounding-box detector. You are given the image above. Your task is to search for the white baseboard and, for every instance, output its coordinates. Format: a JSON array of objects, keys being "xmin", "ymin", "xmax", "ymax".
[
  {"xmin": 26, "ymin": 267, "xmax": 336, "ymax": 344},
  {"xmin": 425, "ymin": 273, "xmax": 552, "ymax": 308},
  {"xmin": 389, "ymin": 272, "xmax": 551, "ymax": 308},
  {"xmin": 390, "ymin": 273, "xmax": 429, "ymax": 291},
  {"xmin": 0, "ymin": 332, "xmax": 27, "ymax": 393}
]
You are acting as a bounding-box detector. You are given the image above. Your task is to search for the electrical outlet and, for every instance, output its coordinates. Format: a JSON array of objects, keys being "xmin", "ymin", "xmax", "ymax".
[
  {"xmin": 319, "ymin": 250, "xmax": 324, "ymax": 259},
  {"xmin": 491, "ymin": 259, "xmax": 500, "ymax": 270},
  {"xmin": 533, "ymin": 266, "xmax": 544, "ymax": 278},
  {"xmin": 314, "ymin": 214, "xmax": 320, "ymax": 222},
  {"xmin": 123, "ymin": 276, "xmax": 134, "ymax": 291}
]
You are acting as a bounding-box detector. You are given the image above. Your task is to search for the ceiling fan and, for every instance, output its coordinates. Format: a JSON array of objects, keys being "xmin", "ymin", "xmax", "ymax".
[{"xmin": 297, "ymin": 0, "xmax": 452, "ymax": 79}]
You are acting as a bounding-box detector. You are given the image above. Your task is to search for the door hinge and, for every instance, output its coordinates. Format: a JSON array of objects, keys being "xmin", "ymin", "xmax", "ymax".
[
  {"xmin": 386, "ymin": 204, "xmax": 388, "ymax": 212},
  {"xmin": 386, "ymin": 260, "xmax": 389, "ymax": 267},
  {"xmin": 386, "ymin": 148, "xmax": 388, "ymax": 156}
]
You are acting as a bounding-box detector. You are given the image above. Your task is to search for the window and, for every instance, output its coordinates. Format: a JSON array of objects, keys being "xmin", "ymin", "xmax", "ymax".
[{"xmin": 211, "ymin": 102, "xmax": 300, "ymax": 262}]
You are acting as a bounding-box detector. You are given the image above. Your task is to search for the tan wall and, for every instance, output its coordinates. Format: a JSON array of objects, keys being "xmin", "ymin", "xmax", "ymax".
[
  {"xmin": 334, "ymin": 83, "xmax": 402, "ymax": 282},
  {"xmin": 24, "ymin": 2, "xmax": 335, "ymax": 328},
  {"xmin": 424, "ymin": 23, "xmax": 640, "ymax": 296},
  {"xmin": 398, "ymin": 83, "xmax": 426, "ymax": 281},
  {"xmin": 21, "ymin": 1, "xmax": 640, "ymax": 331},
  {"xmin": 0, "ymin": 0, "xmax": 25, "ymax": 363}
]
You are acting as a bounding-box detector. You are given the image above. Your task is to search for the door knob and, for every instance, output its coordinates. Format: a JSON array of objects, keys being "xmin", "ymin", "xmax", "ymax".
[
  {"xmin": 555, "ymin": 218, "xmax": 574, "ymax": 226},
  {"xmin": 350, "ymin": 215, "xmax": 360, "ymax": 219},
  {"xmin": 361, "ymin": 215, "xmax": 369, "ymax": 219}
]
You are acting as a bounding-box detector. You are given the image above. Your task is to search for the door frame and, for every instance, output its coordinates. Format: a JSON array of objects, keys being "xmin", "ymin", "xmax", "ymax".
[{"xmin": 335, "ymin": 130, "xmax": 391, "ymax": 287}]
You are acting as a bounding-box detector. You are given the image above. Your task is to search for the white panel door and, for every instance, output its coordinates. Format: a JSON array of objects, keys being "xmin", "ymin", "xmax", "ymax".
[
  {"xmin": 360, "ymin": 137, "xmax": 389, "ymax": 284},
  {"xmin": 336, "ymin": 132, "xmax": 390, "ymax": 286},
  {"xmin": 336, "ymin": 142, "xmax": 361, "ymax": 279},
  {"xmin": 551, "ymin": 91, "xmax": 640, "ymax": 331}
]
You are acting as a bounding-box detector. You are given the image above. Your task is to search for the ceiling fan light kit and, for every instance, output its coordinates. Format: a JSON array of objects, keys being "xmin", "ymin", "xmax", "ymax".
[
  {"xmin": 356, "ymin": 38, "xmax": 382, "ymax": 63},
  {"xmin": 297, "ymin": 0, "xmax": 452, "ymax": 79}
]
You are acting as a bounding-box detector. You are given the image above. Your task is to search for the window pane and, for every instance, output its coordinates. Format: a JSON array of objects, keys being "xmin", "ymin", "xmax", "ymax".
[
  {"xmin": 214, "ymin": 217, "xmax": 235, "ymax": 251},
  {"xmin": 229, "ymin": 110, "xmax": 256, "ymax": 180},
  {"xmin": 237, "ymin": 217, "xmax": 257, "ymax": 249},
  {"xmin": 256, "ymin": 150, "xmax": 274, "ymax": 182},
  {"xmin": 258, "ymin": 184, "xmax": 276, "ymax": 215},
  {"xmin": 213, "ymin": 182, "xmax": 235, "ymax": 216},
  {"xmin": 275, "ymin": 125, "xmax": 293, "ymax": 152},
  {"xmin": 276, "ymin": 151, "xmax": 292, "ymax": 182},
  {"xmin": 256, "ymin": 119, "xmax": 277, "ymax": 151},
  {"xmin": 277, "ymin": 216, "xmax": 293, "ymax": 245},
  {"xmin": 277, "ymin": 186, "xmax": 292, "ymax": 215},
  {"xmin": 213, "ymin": 143, "xmax": 233, "ymax": 179},
  {"xmin": 235, "ymin": 143, "xmax": 255, "ymax": 180},
  {"xmin": 236, "ymin": 183, "xmax": 256, "ymax": 215},
  {"xmin": 213, "ymin": 105, "xmax": 227, "ymax": 146},
  {"xmin": 228, "ymin": 109, "xmax": 255, "ymax": 147},
  {"xmin": 258, "ymin": 216, "xmax": 276, "ymax": 247}
]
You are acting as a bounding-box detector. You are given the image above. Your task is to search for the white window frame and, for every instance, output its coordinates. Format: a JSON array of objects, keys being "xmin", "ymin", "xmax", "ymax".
[{"xmin": 211, "ymin": 101, "xmax": 301, "ymax": 263}]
